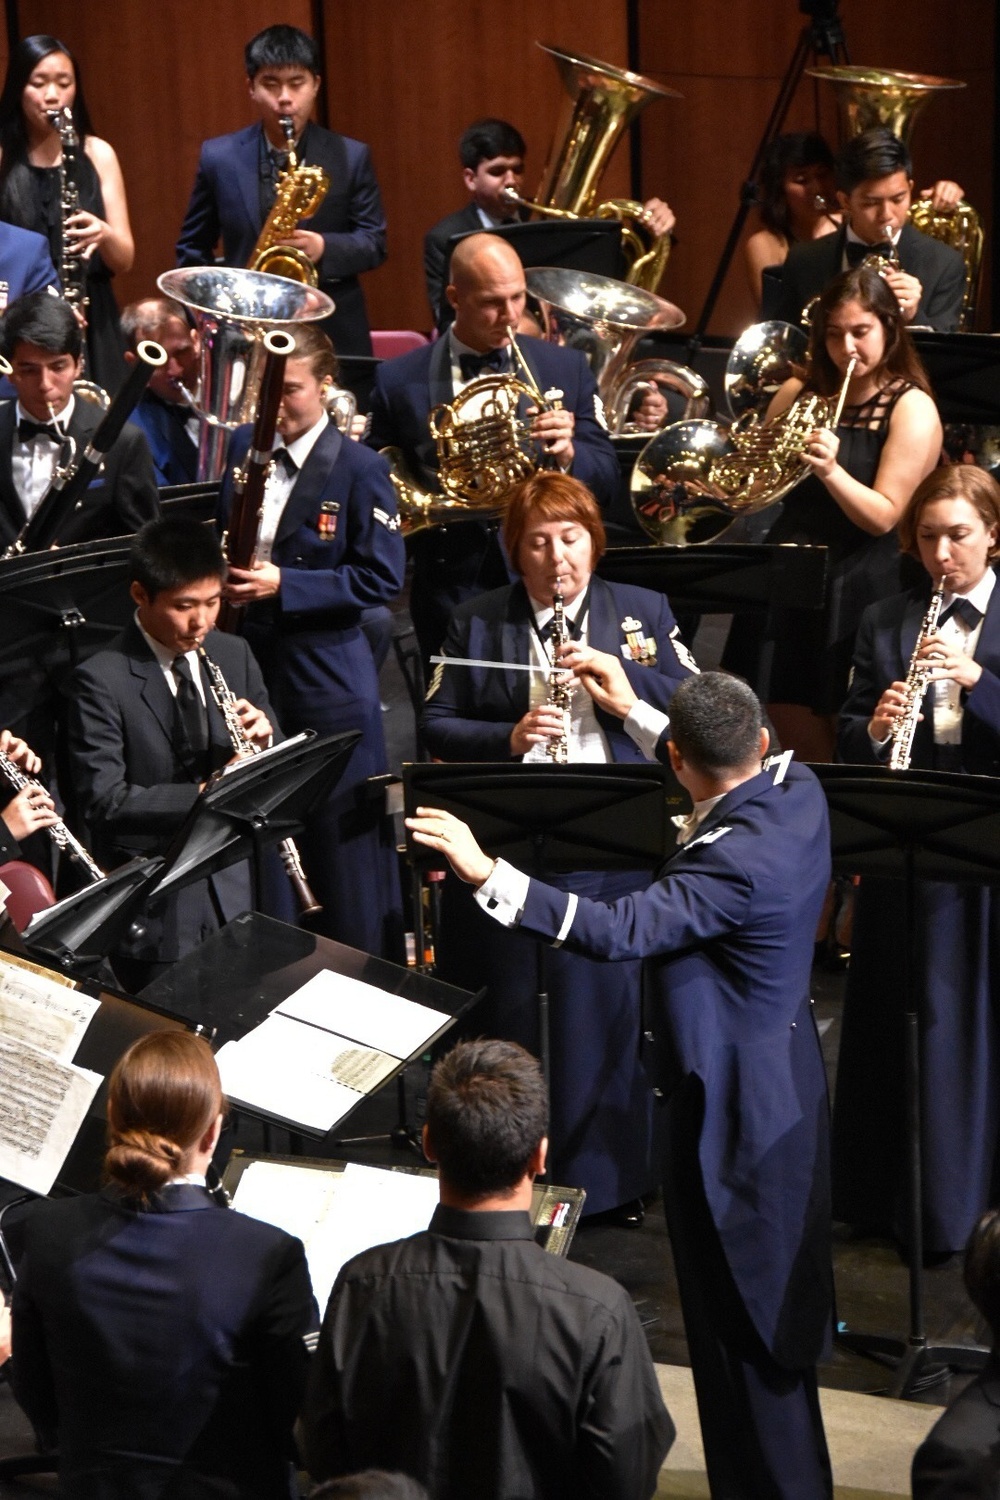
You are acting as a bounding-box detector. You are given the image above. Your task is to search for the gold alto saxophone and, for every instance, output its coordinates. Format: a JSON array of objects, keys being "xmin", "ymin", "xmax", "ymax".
[
  {"xmin": 249, "ymin": 115, "xmax": 330, "ymax": 287},
  {"xmin": 0, "ymin": 749, "xmax": 104, "ymax": 883},
  {"xmin": 198, "ymin": 647, "xmax": 321, "ymax": 916},
  {"xmin": 545, "ymin": 590, "xmax": 571, "ymax": 765},
  {"xmin": 888, "ymin": 582, "xmax": 946, "ymax": 771}
]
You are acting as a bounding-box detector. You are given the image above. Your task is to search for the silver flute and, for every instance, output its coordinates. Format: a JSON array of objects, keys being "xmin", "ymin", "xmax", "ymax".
[
  {"xmin": 888, "ymin": 582, "xmax": 946, "ymax": 771},
  {"xmin": 198, "ymin": 648, "xmax": 321, "ymax": 915},
  {"xmin": 0, "ymin": 748, "xmax": 104, "ymax": 882}
]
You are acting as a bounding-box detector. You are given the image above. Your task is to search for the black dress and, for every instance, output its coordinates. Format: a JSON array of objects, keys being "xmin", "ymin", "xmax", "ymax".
[
  {"xmin": 756, "ymin": 382, "xmax": 913, "ymax": 715},
  {"xmin": 5, "ymin": 154, "xmax": 126, "ymax": 391}
]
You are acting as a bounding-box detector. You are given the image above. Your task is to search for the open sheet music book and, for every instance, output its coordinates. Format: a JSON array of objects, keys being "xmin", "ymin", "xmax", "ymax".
[
  {"xmin": 215, "ymin": 969, "xmax": 450, "ymax": 1133},
  {"xmin": 0, "ymin": 951, "xmax": 102, "ymax": 1194}
]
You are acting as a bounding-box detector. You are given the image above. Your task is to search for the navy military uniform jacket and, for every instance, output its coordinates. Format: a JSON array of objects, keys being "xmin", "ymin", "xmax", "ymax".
[
  {"xmin": 838, "ymin": 576, "xmax": 1000, "ymax": 772},
  {"xmin": 422, "ymin": 575, "xmax": 695, "ymax": 761},
  {"xmin": 176, "ymin": 122, "xmax": 387, "ymax": 357},
  {"xmin": 12, "ymin": 1184, "xmax": 314, "ymax": 1500},
  {"xmin": 776, "ymin": 222, "xmax": 966, "ymax": 332},
  {"xmin": 129, "ymin": 392, "xmax": 198, "ymax": 487},
  {"xmin": 507, "ymin": 759, "xmax": 834, "ymax": 1369}
]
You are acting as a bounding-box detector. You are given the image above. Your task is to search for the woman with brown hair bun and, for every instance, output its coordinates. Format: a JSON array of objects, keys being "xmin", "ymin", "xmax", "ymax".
[
  {"xmin": 11, "ymin": 1030, "xmax": 315, "ymax": 1499},
  {"xmin": 836, "ymin": 465, "xmax": 1000, "ymax": 1258}
]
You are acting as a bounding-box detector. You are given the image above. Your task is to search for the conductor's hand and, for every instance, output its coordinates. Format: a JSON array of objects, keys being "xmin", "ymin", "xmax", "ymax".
[
  {"xmin": 510, "ymin": 702, "xmax": 569, "ymax": 756},
  {"xmin": 224, "ymin": 561, "xmax": 281, "ymax": 602},
  {"xmin": 0, "ymin": 731, "xmax": 41, "ymax": 775},
  {"xmin": 558, "ymin": 643, "xmax": 637, "ymax": 720},
  {"xmin": 277, "ymin": 228, "xmax": 325, "ymax": 266},
  {"xmin": 406, "ymin": 807, "xmax": 495, "ymax": 886},
  {"xmin": 234, "ymin": 700, "xmax": 272, "ymax": 749},
  {"xmin": 869, "ymin": 680, "xmax": 915, "ymax": 742},
  {"xmin": 918, "ymin": 630, "xmax": 983, "ymax": 691},
  {"xmin": 529, "ymin": 405, "xmax": 575, "ymax": 467},
  {"xmin": 1, "ymin": 785, "xmax": 58, "ymax": 843}
]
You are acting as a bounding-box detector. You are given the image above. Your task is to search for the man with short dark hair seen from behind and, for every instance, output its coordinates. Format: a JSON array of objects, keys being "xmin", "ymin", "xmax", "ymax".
[
  {"xmin": 778, "ymin": 126, "xmax": 966, "ymax": 332},
  {"xmin": 0, "ymin": 290, "xmax": 158, "ymax": 547},
  {"xmin": 408, "ymin": 671, "xmax": 836, "ymax": 1500},
  {"xmin": 301, "ymin": 1037, "xmax": 674, "ymax": 1500}
]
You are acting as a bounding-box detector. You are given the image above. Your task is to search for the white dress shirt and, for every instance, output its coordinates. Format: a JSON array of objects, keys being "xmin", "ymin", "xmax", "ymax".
[
  {"xmin": 522, "ymin": 591, "xmax": 611, "ymax": 764},
  {"xmin": 135, "ymin": 611, "xmax": 207, "ymax": 706},
  {"xmin": 254, "ymin": 412, "xmax": 329, "ymax": 562},
  {"xmin": 12, "ymin": 396, "xmax": 75, "ymax": 519},
  {"xmin": 933, "ymin": 569, "xmax": 994, "ymax": 744}
]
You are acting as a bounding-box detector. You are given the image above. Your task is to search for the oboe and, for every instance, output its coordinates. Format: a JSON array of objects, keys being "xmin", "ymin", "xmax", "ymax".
[
  {"xmin": 198, "ymin": 647, "xmax": 321, "ymax": 916},
  {"xmin": 0, "ymin": 749, "xmax": 103, "ymax": 883},
  {"xmin": 545, "ymin": 590, "xmax": 571, "ymax": 765},
  {"xmin": 888, "ymin": 582, "xmax": 946, "ymax": 771}
]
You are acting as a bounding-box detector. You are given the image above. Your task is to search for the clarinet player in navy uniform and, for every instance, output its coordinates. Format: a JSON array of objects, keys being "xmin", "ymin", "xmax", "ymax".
[
  {"xmin": 219, "ymin": 324, "xmax": 405, "ymax": 959},
  {"xmin": 409, "ymin": 671, "xmax": 835, "ymax": 1500},
  {"xmin": 836, "ymin": 465, "xmax": 1000, "ymax": 1258},
  {"xmin": 422, "ymin": 470, "xmax": 696, "ymax": 1222}
]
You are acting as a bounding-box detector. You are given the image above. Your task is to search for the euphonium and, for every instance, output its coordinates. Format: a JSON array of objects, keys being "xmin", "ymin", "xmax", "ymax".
[
  {"xmin": 249, "ymin": 115, "xmax": 330, "ymax": 287},
  {"xmin": 888, "ymin": 583, "xmax": 946, "ymax": 771},
  {"xmin": 502, "ymin": 44, "xmax": 681, "ymax": 292}
]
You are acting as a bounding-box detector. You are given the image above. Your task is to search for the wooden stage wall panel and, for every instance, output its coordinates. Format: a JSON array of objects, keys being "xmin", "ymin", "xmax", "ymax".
[{"xmin": 0, "ymin": 2, "xmax": 992, "ymax": 340}]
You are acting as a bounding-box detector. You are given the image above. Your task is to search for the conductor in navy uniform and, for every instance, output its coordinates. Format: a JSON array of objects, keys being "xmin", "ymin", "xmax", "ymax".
[
  {"xmin": 409, "ymin": 670, "xmax": 835, "ymax": 1500},
  {"xmin": 367, "ymin": 231, "xmax": 619, "ymax": 668}
]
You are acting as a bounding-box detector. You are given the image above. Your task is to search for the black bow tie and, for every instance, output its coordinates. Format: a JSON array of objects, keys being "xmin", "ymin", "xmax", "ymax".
[
  {"xmin": 846, "ymin": 239, "xmax": 894, "ymax": 269},
  {"xmin": 940, "ymin": 597, "xmax": 983, "ymax": 629},
  {"xmin": 17, "ymin": 418, "xmax": 60, "ymax": 443},
  {"xmin": 458, "ymin": 347, "xmax": 510, "ymax": 382}
]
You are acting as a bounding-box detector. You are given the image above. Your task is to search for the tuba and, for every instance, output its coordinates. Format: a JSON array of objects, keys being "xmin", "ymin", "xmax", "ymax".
[
  {"xmin": 524, "ymin": 266, "xmax": 706, "ymax": 436},
  {"xmin": 629, "ymin": 327, "xmax": 849, "ymax": 546},
  {"xmin": 503, "ymin": 44, "xmax": 681, "ymax": 292},
  {"xmin": 157, "ymin": 267, "xmax": 333, "ymax": 481},
  {"xmin": 808, "ymin": 64, "xmax": 982, "ymax": 328},
  {"xmin": 249, "ymin": 115, "xmax": 330, "ymax": 286}
]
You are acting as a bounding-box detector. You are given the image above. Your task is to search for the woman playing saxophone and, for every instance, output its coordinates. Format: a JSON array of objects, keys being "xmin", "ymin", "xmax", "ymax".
[{"xmin": 836, "ymin": 464, "xmax": 1000, "ymax": 1261}]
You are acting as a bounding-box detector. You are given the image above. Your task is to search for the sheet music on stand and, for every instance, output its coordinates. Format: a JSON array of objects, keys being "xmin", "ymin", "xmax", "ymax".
[
  {"xmin": 223, "ymin": 1152, "xmax": 587, "ymax": 1314},
  {"xmin": 215, "ymin": 968, "xmax": 453, "ymax": 1134},
  {"xmin": 0, "ymin": 949, "xmax": 103, "ymax": 1194}
]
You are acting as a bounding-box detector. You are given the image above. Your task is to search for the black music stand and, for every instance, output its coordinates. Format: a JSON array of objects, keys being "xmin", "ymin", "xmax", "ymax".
[
  {"xmin": 158, "ymin": 479, "xmax": 221, "ymax": 524},
  {"xmin": 16, "ymin": 856, "xmax": 164, "ymax": 977},
  {"xmin": 438, "ymin": 220, "xmax": 625, "ymax": 330},
  {"xmin": 598, "ymin": 542, "xmax": 828, "ymax": 615},
  {"xmin": 812, "ymin": 763, "xmax": 1000, "ymax": 1398},
  {"xmin": 0, "ymin": 535, "xmax": 132, "ymax": 739},
  {"xmin": 403, "ymin": 762, "xmax": 685, "ymax": 1082}
]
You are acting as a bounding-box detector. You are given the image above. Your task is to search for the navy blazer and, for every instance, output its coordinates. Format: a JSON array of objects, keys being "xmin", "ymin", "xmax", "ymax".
[
  {"xmin": 129, "ymin": 392, "xmax": 198, "ymax": 487},
  {"xmin": 12, "ymin": 1184, "xmax": 314, "ymax": 1500},
  {"xmin": 366, "ymin": 333, "xmax": 620, "ymax": 509},
  {"xmin": 175, "ymin": 122, "xmax": 387, "ymax": 356},
  {"xmin": 423, "ymin": 201, "xmax": 483, "ymax": 328},
  {"xmin": 0, "ymin": 223, "xmax": 58, "ymax": 398},
  {"xmin": 838, "ymin": 575, "xmax": 1000, "ymax": 773},
  {"xmin": 508, "ymin": 759, "xmax": 833, "ymax": 1369},
  {"xmin": 67, "ymin": 621, "xmax": 280, "ymax": 961},
  {"xmin": 776, "ymin": 221, "xmax": 966, "ymax": 332},
  {"xmin": 422, "ymin": 576, "xmax": 695, "ymax": 761},
  {"xmin": 912, "ymin": 1355, "xmax": 1000, "ymax": 1499},
  {"xmin": 0, "ymin": 399, "xmax": 159, "ymax": 549}
]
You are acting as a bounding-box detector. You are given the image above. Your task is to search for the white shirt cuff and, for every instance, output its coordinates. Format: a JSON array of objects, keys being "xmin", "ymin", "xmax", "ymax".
[
  {"xmin": 474, "ymin": 858, "xmax": 531, "ymax": 928},
  {"xmin": 624, "ymin": 699, "xmax": 670, "ymax": 762},
  {"xmin": 868, "ymin": 727, "xmax": 892, "ymax": 757}
]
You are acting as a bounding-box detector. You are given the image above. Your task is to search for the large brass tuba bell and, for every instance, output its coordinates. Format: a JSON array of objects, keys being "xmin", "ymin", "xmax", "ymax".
[
  {"xmin": 503, "ymin": 43, "xmax": 681, "ymax": 293},
  {"xmin": 157, "ymin": 267, "xmax": 334, "ymax": 481},
  {"xmin": 807, "ymin": 64, "xmax": 982, "ymax": 327},
  {"xmin": 525, "ymin": 266, "xmax": 707, "ymax": 435}
]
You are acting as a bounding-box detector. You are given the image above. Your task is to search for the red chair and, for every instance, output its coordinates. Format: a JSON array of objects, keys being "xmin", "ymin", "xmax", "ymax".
[
  {"xmin": 0, "ymin": 859, "xmax": 56, "ymax": 931},
  {"xmin": 371, "ymin": 330, "xmax": 431, "ymax": 360}
]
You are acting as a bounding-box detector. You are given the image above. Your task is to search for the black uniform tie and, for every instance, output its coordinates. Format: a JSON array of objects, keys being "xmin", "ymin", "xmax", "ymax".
[{"xmin": 172, "ymin": 655, "xmax": 209, "ymax": 759}]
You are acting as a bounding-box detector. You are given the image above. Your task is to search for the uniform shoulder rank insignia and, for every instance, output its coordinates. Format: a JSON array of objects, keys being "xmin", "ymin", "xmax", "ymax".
[
  {"xmin": 620, "ymin": 615, "xmax": 657, "ymax": 665},
  {"xmin": 594, "ymin": 393, "xmax": 608, "ymax": 430},
  {"xmin": 374, "ymin": 506, "xmax": 400, "ymax": 532},
  {"xmin": 316, "ymin": 499, "xmax": 340, "ymax": 539},
  {"xmin": 669, "ymin": 627, "xmax": 699, "ymax": 675},
  {"xmin": 686, "ymin": 825, "xmax": 732, "ymax": 850},
  {"xmin": 425, "ymin": 658, "xmax": 446, "ymax": 700}
]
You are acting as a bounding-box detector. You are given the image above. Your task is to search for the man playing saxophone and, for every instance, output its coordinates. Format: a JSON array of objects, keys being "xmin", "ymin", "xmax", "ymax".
[
  {"xmin": 175, "ymin": 24, "xmax": 386, "ymax": 358},
  {"xmin": 836, "ymin": 465, "xmax": 1000, "ymax": 1265}
]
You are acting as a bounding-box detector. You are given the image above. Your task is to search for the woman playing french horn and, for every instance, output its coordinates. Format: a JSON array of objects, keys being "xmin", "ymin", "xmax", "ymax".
[{"xmin": 748, "ymin": 265, "xmax": 942, "ymax": 763}]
